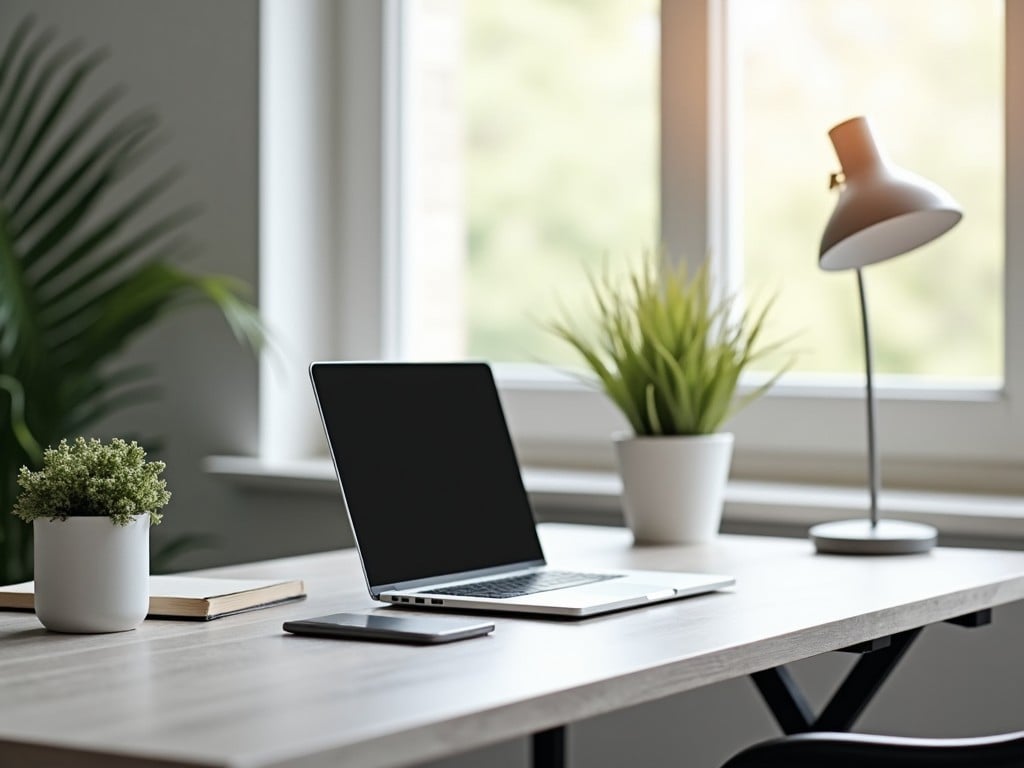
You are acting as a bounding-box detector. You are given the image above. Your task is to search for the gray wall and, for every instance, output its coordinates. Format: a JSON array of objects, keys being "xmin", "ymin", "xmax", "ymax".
[{"xmin": 3, "ymin": 3, "xmax": 1022, "ymax": 767}]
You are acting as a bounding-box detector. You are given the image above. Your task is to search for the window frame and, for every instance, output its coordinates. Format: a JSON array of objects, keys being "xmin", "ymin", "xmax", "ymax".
[
  {"xmin": 499, "ymin": 0, "xmax": 1024, "ymax": 495},
  {"xmin": 261, "ymin": 0, "xmax": 1024, "ymax": 496}
]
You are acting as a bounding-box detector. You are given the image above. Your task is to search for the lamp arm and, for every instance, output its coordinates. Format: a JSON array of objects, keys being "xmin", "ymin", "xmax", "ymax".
[{"xmin": 856, "ymin": 269, "xmax": 880, "ymax": 527}]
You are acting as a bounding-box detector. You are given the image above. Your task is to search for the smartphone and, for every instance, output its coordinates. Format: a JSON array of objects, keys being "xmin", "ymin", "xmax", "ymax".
[{"xmin": 283, "ymin": 612, "xmax": 495, "ymax": 644}]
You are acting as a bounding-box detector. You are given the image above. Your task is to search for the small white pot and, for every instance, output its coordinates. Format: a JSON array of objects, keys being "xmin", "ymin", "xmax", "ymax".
[
  {"xmin": 34, "ymin": 516, "xmax": 150, "ymax": 633},
  {"xmin": 615, "ymin": 432, "xmax": 734, "ymax": 545}
]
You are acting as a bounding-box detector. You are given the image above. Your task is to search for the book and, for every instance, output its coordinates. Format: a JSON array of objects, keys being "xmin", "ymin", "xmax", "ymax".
[{"xmin": 0, "ymin": 576, "xmax": 306, "ymax": 620}]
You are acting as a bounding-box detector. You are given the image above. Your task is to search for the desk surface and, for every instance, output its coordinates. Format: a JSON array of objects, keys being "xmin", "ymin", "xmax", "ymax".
[{"xmin": 3, "ymin": 523, "xmax": 1024, "ymax": 768}]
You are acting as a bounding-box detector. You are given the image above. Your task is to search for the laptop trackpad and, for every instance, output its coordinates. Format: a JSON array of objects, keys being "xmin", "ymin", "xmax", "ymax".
[{"xmin": 520, "ymin": 581, "xmax": 675, "ymax": 608}]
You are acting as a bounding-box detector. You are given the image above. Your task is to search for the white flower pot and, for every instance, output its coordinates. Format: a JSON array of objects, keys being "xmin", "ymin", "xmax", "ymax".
[
  {"xmin": 33, "ymin": 516, "xmax": 150, "ymax": 633},
  {"xmin": 615, "ymin": 433, "xmax": 734, "ymax": 545}
]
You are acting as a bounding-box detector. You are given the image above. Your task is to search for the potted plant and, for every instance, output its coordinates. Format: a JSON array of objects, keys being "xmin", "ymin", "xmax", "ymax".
[
  {"xmin": 13, "ymin": 437, "xmax": 170, "ymax": 633},
  {"xmin": 0, "ymin": 18, "xmax": 263, "ymax": 584},
  {"xmin": 549, "ymin": 254, "xmax": 787, "ymax": 544}
]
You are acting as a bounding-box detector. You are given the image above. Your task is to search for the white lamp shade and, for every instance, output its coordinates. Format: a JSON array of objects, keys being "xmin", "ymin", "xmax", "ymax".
[{"xmin": 819, "ymin": 117, "xmax": 962, "ymax": 271}]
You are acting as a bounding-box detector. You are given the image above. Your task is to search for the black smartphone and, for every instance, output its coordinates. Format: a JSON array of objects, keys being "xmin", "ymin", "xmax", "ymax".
[{"xmin": 282, "ymin": 612, "xmax": 495, "ymax": 644}]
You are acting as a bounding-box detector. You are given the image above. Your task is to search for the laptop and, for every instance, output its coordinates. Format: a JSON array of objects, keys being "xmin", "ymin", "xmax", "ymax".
[{"xmin": 310, "ymin": 361, "xmax": 735, "ymax": 618}]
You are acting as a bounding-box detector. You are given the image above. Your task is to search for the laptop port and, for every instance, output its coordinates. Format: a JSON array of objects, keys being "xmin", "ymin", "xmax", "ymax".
[
  {"xmin": 414, "ymin": 597, "xmax": 425, "ymax": 604},
  {"xmin": 431, "ymin": 599, "xmax": 443, "ymax": 605}
]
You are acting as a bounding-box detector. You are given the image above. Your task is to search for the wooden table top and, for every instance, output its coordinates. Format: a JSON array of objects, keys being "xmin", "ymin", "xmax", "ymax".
[{"xmin": 3, "ymin": 523, "xmax": 1024, "ymax": 768}]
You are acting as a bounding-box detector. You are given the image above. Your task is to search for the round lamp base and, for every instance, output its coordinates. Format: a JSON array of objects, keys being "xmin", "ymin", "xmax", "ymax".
[{"xmin": 810, "ymin": 519, "xmax": 937, "ymax": 555}]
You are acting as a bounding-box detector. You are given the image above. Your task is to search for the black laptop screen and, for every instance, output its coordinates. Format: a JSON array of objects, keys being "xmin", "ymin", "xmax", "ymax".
[{"xmin": 310, "ymin": 362, "xmax": 545, "ymax": 588}]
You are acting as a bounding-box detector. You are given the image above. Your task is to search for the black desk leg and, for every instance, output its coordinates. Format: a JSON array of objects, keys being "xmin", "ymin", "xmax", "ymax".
[
  {"xmin": 751, "ymin": 627, "xmax": 924, "ymax": 735},
  {"xmin": 532, "ymin": 726, "xmax": 567, "ymax": 768},
  {"xmin": 814, "ymin": 627, "xmax": 921, "ymax": 731},
  {"xmin": 750, "ymin": 666, "xmax": 815, "ymax": 734}
]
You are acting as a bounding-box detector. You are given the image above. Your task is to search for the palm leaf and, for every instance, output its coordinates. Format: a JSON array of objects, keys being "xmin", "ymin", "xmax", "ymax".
[
  {"xmin": 0, "ymin": 375, "xmax": 42, "ymax": 462},
  {"xmin": 0, "ymin": 39, "xmax": 82, "ymax": 182},
  {"xmin": 0, "ymin": 18, "xmax": 263, "ymax": 584},
  {"xmin": 32, "ymin": 167, "xmax": 185, "ymax": 289},
  {"xmin": 11, "ymin": 86, "xmax": 124, "ymax": 219},
  {"xmin": 0, "ymin": 18, "xmax": 36, "ymax": 97},
  {"xmin": 39, "ymin": 217, "xmax": 196, "ymax": 325},
  {"xmin": 0, "ymin": 210, "xmax": 40, "ymax": 365},
  {"xmin": 20, "ymin": 116, "xmax": 156, "ymax": 263},
  {"xmin": 7, "ymin": 48, "xmax": 106, "ymax": 190},
  {"xmin": 0, "ymin": 25, "xmax": 56, "ymax": 166}
]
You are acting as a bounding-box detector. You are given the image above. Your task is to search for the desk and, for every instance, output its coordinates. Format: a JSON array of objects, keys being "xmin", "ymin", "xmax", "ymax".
[{"xmin": 3, "ymin": 523, "xmax": 1024, "ymax": 768}]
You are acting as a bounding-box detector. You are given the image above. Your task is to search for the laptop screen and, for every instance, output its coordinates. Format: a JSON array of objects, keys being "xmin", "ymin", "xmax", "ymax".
[{"xmin": 310, "ymin": 362, "xmax": 545, "ymax": 588}]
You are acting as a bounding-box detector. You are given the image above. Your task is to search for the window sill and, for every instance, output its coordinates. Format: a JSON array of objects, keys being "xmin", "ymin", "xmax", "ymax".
[{"xmin": 204, "ymin": 455, "xmax": 1024, "ymax": 547}]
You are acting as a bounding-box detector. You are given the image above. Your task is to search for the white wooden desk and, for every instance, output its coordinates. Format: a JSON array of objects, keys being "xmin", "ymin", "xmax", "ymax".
[{"xmin": 3, "ymin": 523, "xmax": 1024, "ymax": 768}]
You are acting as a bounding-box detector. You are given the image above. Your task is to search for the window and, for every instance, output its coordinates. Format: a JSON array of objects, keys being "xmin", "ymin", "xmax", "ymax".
[
  {"xmin": 736, "ymin": 0, "xmax": 1003, "ymax": 383},
  {"xmin": 261, "ymin": 0, "xmax": 1024, "ymax": 494},
  {"xmin": 398, "ymin": 0, "xmax": 658, "ymax": 365},
  {"xmin": 720, "ymin": 0, "xmax": 1017, "ymax": 492}
]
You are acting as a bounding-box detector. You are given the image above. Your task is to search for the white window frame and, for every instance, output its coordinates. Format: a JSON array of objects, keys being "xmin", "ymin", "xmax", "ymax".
[
  {"xmin": 260, "ymin": 0, "xmax": 1024, "ymax": 496},
  {"xmin": 499, "ymin": 0, "xmax": 1024, "ymax": 495}
]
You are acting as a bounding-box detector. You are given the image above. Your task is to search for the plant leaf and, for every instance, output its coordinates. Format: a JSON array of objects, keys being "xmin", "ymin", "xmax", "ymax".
[
  {"xmin": 0, "ymin": 24, "xmax": 56, "ymax": 172},
  {"xmin": 0, "ymin": 19, "xmax": 263, "ymax": 582},
  {"xmin": 7, "ymin": 48, "xmax": 107, "ymax": 194},
  {"xmin": 0, "ymin": 375, "xmax": 41, "ymax": 463},
  {"xmin": 544, "ymin": 251, "xmax": 791, "ymax": 436}
]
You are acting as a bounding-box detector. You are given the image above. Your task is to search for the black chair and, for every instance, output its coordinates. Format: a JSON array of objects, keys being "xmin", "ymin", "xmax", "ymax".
[{"xmin": 721, "ymin": 731, "xmax": 1024, "ymax": 768}]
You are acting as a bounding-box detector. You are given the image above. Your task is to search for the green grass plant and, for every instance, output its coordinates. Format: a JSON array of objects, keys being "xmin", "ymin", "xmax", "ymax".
[{"xmin": 549, "ymin": 253, "xmax": 788, "ymax": 436}]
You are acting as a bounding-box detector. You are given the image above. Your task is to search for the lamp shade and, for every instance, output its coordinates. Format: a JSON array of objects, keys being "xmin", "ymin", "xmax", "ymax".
[{"xmin": 819, "ymin": 117, "xmax": 962, "ymax": 271}]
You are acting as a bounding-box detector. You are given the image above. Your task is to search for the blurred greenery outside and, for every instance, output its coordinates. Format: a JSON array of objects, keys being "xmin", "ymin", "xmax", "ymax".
[
  {"xmin": 461, "ymin": 0, "xmax": 658, "ymax": 367},
  {"xmin": 444, "ymin": 0, "xmax": 1002, "ymax": 381},
  {"xmin": 737, "ymin": 0, "xmax": 1003, "ymax": 380}
]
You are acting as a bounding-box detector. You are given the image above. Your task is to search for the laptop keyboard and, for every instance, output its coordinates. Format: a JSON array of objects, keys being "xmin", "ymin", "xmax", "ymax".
[{"xmin": 421, "ymin": 571, "xmax": 621, "ymax": 599}]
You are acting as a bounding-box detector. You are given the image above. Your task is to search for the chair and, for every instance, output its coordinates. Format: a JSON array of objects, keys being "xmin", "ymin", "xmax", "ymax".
[{"xmin": 720, "ymin": 731, "xmax": 1024, "ymax": 768}]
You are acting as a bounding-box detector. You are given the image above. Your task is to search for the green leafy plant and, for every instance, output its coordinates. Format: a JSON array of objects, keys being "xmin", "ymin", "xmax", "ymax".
[
  {"xmin": 14, "ymin": 437, "xmax": 170, "ymax": 526},
  {"xmin": 0, "ymin": 18, "xmax": 262, "ymax": 581},
  {"xmin": 549, "ymin": 253, "xmax": 788, "ymax": 436}
]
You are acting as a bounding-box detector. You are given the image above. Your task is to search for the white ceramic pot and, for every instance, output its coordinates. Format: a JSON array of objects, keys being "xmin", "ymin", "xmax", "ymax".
[
  {"xmin": 615, "ymin": 432, "xmax": 734, "ymax": 545},
  {"xmin": 33, "ymin": 516, "xmax": 150, "ymax": 633}
]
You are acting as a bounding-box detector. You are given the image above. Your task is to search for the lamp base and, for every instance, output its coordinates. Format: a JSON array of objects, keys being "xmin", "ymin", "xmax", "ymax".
[{"xmin": 810, "ymin": 519, "xmax": 937, "ymax": 555}]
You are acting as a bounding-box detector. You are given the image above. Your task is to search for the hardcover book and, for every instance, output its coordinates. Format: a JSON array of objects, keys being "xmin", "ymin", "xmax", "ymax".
[{"xmin": 0, "ymin": 576, "xmax": 306, "ymax": 620}]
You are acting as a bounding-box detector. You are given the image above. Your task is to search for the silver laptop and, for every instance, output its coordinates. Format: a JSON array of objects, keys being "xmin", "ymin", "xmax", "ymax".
[{"xmin": 310, "ymin": 361, "xmax": 734, "ymax": 618}]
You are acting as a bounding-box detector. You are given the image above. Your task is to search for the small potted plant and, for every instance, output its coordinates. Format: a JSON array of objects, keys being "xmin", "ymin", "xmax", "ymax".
[
  {"xmin": 549, "ymin": 253, "xmax": 788, "ymax": 544},
  {"xmin": 13, "ymin": 437, "xmax": 171, "ymax": 633}
]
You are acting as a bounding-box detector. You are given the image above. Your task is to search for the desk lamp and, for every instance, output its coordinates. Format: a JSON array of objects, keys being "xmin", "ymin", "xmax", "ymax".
[{"xmin": 809, "ymin": 116, "xmax": 962, "ymax": 555}]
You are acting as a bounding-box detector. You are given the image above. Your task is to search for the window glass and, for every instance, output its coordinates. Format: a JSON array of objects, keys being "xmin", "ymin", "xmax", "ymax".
[
  {"xmin": 401, "ymin": 0, "xmax": 659, "ymax": 364},
  {"xmin": 735, "ymin": 0, "xmax": 1004, "ymax": 382}
]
